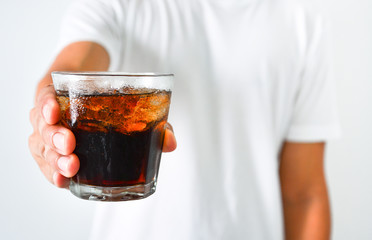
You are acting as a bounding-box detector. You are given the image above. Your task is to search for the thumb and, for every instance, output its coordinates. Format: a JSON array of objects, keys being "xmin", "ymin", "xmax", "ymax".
[{"xmin": 162, "ymin": 123, "xmax": 177, "ymax": 153}]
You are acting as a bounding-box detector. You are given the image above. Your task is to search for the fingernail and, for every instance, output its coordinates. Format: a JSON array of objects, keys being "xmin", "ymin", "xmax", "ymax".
[
  {"xmin": 58, "ymin": 156, "xmax": 70, "ymax": 172},
  {"xmin": 42, "ymin": 104, "xmax": 51, "ymax": 121},
  {"xmin": 165, "ymin": 123, "xmax": 173, "ymax": 132},
  {"xmin": 53, "ymin": 132, "xmax": 65, "ymax": 150}
]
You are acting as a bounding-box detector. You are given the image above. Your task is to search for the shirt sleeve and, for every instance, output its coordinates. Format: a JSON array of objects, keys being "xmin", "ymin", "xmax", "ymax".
[
  {"xmin": 56, "ymin": 0, "xmax": 122, "ymax": 71},
  {"xmin": 286, "ymin": 14, "xmax": 341, "ymax": 142}
]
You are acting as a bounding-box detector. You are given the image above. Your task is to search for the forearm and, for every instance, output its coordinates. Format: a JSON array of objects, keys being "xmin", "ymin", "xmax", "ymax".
[
  {"xmin": 282, "ymin": 189, "xmax": 331, "ymax": 240},
  {"xmin": 279, "ymin": 142, "xmax": 331, "ymax": 240},
  {"xmin": 35, "ymin": 41, "xmax": 109, "ymax": 99}
]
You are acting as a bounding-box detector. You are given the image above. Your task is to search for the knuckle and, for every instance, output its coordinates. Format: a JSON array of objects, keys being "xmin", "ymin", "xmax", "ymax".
[
  {"xmin": 42, "ymin": 144, "xmax": 50, "ymax": 160},
  {"xmin": 30, "ymin": 107, "xmax": 40, "ymax": 130},
  {"xmin": 42, "ymin": 125, "xmax": 75, "ymax": 155},
  {"xmin": 40, "ymin": 158, "xmax": 58, "ymax": 186},
  {"xmin": 39, "ymin": 95, "xmax": 61, "ymax": 126},
  {"xmin": 33, "ymin": 149, "xmax": 47, "ymax": 172},
  {"xmin": 38, "ymin": 126, "xmax": 47, "ymax": 145},
  {"xmin": 37, "ymin": 85, "xmax": 56, "ymax": 104},
  {"xmin": 41, "ymin": 124, "xmax": 55, "ymax": 147},
  {"xmin": 38, "ymin": 143, "xmax": 46, "ymax": 160},
  {"xmin": 37, "ymin": 111, "xmax": 47, "ymax": 135},
  {"xmin": 28, "ymin": 133, "xmax": 42, "ymax": 157},
  {"xmin": 29, "ymin": 135, "xmax": 58, "ymax": 186},
  {"xmin": 45, "ymin": 147, "xmax": 59, "ymax": 169},
  {"xmin": 28, "ymin": 133, "xmax": 44, "ymax": 163}
]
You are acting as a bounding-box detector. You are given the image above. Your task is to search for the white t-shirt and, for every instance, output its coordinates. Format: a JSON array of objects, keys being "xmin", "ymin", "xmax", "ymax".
[{"xmin": 58, "ymin": 0, "xmax": 340, "ymax": 239}]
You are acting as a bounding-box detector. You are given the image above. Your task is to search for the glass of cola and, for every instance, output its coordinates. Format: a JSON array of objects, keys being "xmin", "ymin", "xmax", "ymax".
[{"xmin": 52, "ymin": 72, "xmax": 173, "ymax": 201}]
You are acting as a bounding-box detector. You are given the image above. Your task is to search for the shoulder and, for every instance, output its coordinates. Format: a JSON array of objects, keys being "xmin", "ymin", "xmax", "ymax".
[
  {"xmin": 66, "ymin": 0, "xmax": 128, "ymax": 16},
  {"xmin": 273, "ymin": 0, "xmax": 328, "ymax": 22},
  {"xmin": 266, "ymin": 0, "xmax": 330, "ymax": 41}
]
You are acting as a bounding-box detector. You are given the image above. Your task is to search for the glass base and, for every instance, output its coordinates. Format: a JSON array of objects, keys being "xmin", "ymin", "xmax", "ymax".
[{"xmin": 69, "ymin": 180, "xmax": 156, "ymax": 201}]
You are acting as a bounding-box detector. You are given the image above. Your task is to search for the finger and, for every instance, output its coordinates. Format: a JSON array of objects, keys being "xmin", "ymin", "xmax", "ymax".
[
  {"xmin": 31, "ymin": 85, "xmax": 60, "ymax": 134},
  {"xmin": 34, "ymin": 97, "xmax": 76, "ymax": 156},
  {"xmin": 38, "ymin": 86, "xmax": 60, "ymax": 125},
  {"xmin": 39, "ymin": 124, "xmax": 76, "ymax": 155},
  {"xmin": 57, "ymin": 154, "xmax": 80, "ymax": 178},
  {"xmin": 29, "ymin": 133, "xmax": 77, "ymax": 188},
  {"xmin": 29, "ymin": 134, "xmax": 57, "ymax": 185},
  {"xmin": 42, "ymin": 98, "xmax": 61, "ymax": 125},
  {"xmin": 29, "ymin": 107, "xmax": 38, "ymax": 130},
  {"xmin": 30, "ymin": 85, "xmax": 74, "ymax": 189},
  {"xmin": 44, "ymin": 147, "xmax": 80, "ymax": 178},
  {"xmin": 28, "ymin": 132, "xmax": 47, "ymax": 167},
  {"xmin": 35, "ymin": 86, "xmax": 76, "ymax": 155},
  {"xmin": 163, "ymin": 123, "xmax": 177, "ymax": 153},
  {"xmin": 52, "ymin": 172, "xmax": 70, "ymax": 189},
  {"xmin": 36, "ymin": 84, "xmax": 56, "ymax": 106}
]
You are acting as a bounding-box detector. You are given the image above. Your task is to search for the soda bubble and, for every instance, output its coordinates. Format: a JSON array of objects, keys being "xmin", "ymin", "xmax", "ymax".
[
  {"xmin": 56, "ymin": 87, "xmax": 171, "ymax": 188},
  {"xmin": 56, "ymin": 88, "xmax": 171, "ymax": 134}
]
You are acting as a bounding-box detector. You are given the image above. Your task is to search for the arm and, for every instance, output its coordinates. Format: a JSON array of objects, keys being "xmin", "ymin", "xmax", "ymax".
[
  {"xmin": 29, "ymin": 41, "xmax": 177, "ymax": 188},
  {"xmin": 279, "ymin": 142, "xmax": 331, "ymax": 240},
  {"xmin": 35, "ymin": 41, "xmax": 110, "ymax": 97}
]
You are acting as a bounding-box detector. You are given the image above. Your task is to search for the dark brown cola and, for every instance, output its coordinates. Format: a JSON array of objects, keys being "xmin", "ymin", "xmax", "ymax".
[{"xmin": 56, "ymin": 89, "xmax": 171, "ymax": 187}]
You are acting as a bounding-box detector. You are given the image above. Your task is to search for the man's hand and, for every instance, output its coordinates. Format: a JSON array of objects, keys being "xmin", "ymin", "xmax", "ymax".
[
  {"xmin": 29, "ymin": 85, "xmax": 79, "ymax": 188},
  {"xmin": 28, "ymin": 41, "xmax": 177, "ymax": 189}
]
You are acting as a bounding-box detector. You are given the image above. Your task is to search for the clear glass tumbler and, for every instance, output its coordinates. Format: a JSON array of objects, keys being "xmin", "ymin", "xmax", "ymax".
[{"xmin": 52, "ymin": 72, "xmax": 173, "ymax": 201}]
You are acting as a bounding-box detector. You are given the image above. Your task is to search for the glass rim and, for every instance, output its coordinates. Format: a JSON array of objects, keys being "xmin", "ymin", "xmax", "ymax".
[
  {"xmin": 52, "ymin": 71, "xmax": 174, "ymax": 77},
  {"xmin": 52, "ymin": 71, "xmax": 174, "ymax": 92}
]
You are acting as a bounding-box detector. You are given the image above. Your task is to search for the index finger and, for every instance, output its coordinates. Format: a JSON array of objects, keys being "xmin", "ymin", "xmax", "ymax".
[{"xmin": 36, "ymin": 85, "xmax": 60, "ymax": 125}]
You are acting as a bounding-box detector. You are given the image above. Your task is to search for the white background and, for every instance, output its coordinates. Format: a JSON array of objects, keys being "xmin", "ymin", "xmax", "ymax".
[{"xmin": 0, "ymin": 0, "xmax": 371, "ymax": 239}]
